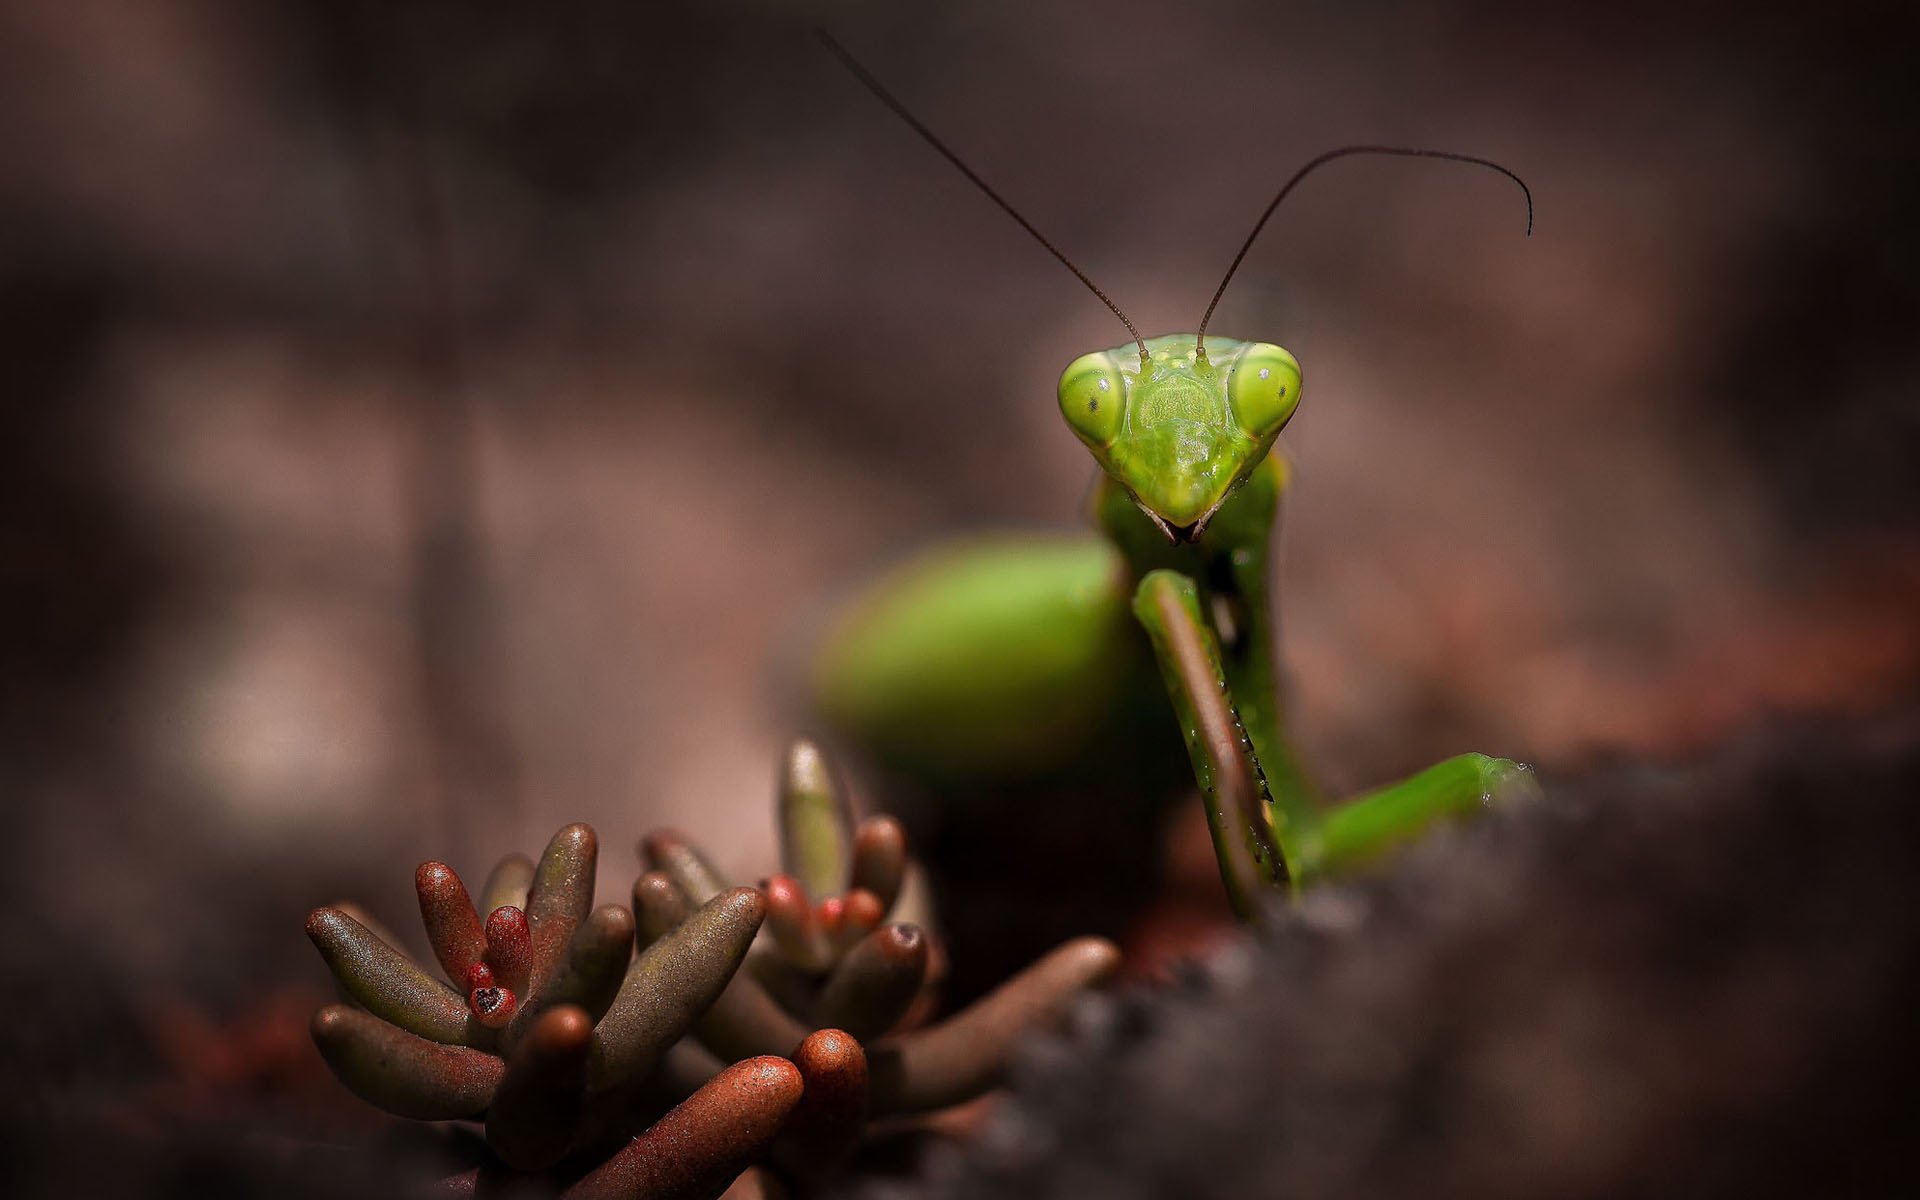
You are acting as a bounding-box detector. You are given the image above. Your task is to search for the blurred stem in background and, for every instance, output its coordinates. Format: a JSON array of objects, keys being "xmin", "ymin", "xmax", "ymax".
[{"xmin": 330, "ymin": 1, "xmax": 522, "ymax": 858}]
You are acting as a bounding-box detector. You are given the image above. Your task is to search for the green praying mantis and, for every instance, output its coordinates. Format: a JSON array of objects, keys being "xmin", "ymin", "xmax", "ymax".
[{"xmin": 803, "ymin": 35, "xmax": 1540, "ymax": 920}]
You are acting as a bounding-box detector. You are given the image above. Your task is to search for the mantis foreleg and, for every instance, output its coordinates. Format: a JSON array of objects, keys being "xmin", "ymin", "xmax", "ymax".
[
  {"xmin": 1116, "ymin": 459, "xmax": 1537, "ymax": 897},
  {"xmin": 1131, "ymin": 569, "xmax": 1288, "ymax": 916}
]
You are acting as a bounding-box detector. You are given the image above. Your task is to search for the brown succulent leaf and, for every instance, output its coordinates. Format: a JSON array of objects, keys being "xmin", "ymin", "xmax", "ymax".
[
  {"xmin": 692, "ymin": 965, "xmax": 811, "ymax": 1063},
  {"xmin": 771, "ymin": 1029, "xmax": 868, "ymax": 1183},
  {"xmin": 526, "ymin": 824, "xmax": 600, "ymax": 1000},
  {"xmin": 311, "ymin": 1004, "xmax": 502, "ymax": 1120},
  {"xmin": 508, "ymin": 904, "xmax": 634, "ymax": 1049},
  {"xmin": 849, "ymin": 817, "xmax": 908, "ymax": 915},
  {"xmin": 632, "ymin": 870, "xmax": 693, "ymax": 945},
  {"xmin": 487, "ymin": 1004, "xmax": 594, "ymax": 1171},
  {"xmin": 307, "ymin": 907, "xmax": 482, "ymax": 1046},
  {"xmin": 829, "ymin": 889, "xmax": 886, "ymax": 956},
  {"xmin": 591, "ymin": 888, "xmax": 766, "ymax": 1092},
  {"xmin": 480, "ymin": 852, "xmax": 536, "ymax": 915},
  {"xmin": 641, "ymin": 829, "xmax": 732, "ymax": 906},
  {"xmin": 484, "ymin": 905, "xmax": 533, "ymax": 996},
  {"xmin": 562, "ymin": 1056, "xmax": 804, "ymax": 1200},
  {"xmin": 868, "ymin": 937, "xmax": 1120, "ymax": 1116},
  {"xmin": 416, "ymin": 861, "xmax": 488, "ymax": 986},
  {"xmin": 762, "ymin": 873, "xmax": 829, "ymax": 971},
  {"xmin": 813, "ymin": 924, "xmax": 929, "ymax": 1041}
]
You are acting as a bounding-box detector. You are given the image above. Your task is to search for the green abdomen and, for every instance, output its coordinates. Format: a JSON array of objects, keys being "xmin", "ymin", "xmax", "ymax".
[{"xmin": 809, "ymin": 533, "xmax": 1152, "ymax": 779}]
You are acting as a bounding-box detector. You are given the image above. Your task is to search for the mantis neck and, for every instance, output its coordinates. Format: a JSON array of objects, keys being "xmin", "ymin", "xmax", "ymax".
[{"xmin": 1095, "ymin": 457, "xmax": 1324, "ymax": 869}]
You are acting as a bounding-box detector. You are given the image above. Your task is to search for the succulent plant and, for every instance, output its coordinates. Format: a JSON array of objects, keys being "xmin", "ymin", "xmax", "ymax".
[
  {"xmin": 307, "ymin": 822, "xmax": 799, "ymax": 1194},
  {"xmin": 304, "ymin": 739, "xmax": 1120, "ymax": 1195},
  {"xmin": 634, "ymin": 738, "xmax": 1122, "ymax": 1181}
]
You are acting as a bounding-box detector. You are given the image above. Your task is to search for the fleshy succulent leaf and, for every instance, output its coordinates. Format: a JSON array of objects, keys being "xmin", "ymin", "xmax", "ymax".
[
  {"xmin": 311, "ymin": 1004, "xmax": 503, "ymax": 1120},
  {"xmin": 771, "ymin": 1029, "xmax": 869, "ymax": 1183},
  {"xmin": 829, "ymin": 888, "xmax": 886, "ymax": 955},
  {"xmin": 848, "ymin": 816, "xmax": 908, "ymax": 915},
  {"xmin": 867, "ymin": 936, "xmax": 1121, "ymax": 1115},
  {"xmin": 416, "ymin": 861, "xmax": 488, "ymax": 985},
  {"xmin": 889, "ymin": 862, "xmax": 940, "ymax": 942},
  {"xmin": 484, "ymin": 904, "xmax": 533, "ymax": 995},
  {"xmin": 332, "ymin": 901, "xmax": 417, "ymax": 965},
  {"xmin": 306, "ymin": 907, "xmax": 482, "ymax": 1046},
  {"xmin": 508, "ymin": 903, "xmax": 634, "ymax": 1048},
  {"xmin": 561, "ymin": 1056, "xmax": 804, "ymax": 1200},
  {"xmin": 631, "ymin": 870, "xmax": 692, "ymax": 944},
  {"xmin": 779, "ymin": 738, "xmax": 852, "ymax": 902},
  {"xmin": 526, "ymin": 824, "xmax": 599, "ymax": 999},
  {"xmin": 762, "ymin": 873, "xmax": 830, "ymax": 971},
  {"xmin": 480, "ymin": 852, "xmax": 535, "ymax": 915},
  {"xmin": 487, "ymin": 1004, "xmax": 594, "ymax": 1171},
  {"xmin": 692, "ymin": 965, "xmax": 812, "ymax": 1063},
  {"xmin": 640, "ymin": 830, "xmax": 732, "ymax": 907},
  {"xmin": 813, "ymin": 924, "xmax": 929, "ymax": 1041},
  {"xmin": 590, "ymin": 887, "xmax": 767, "ymax": 1092}
]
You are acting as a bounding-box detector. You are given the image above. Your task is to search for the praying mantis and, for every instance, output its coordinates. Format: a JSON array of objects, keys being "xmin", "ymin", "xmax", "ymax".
[{"xmin": 804, "ymin": 36, "xmax": 1540, "ymax": 920}]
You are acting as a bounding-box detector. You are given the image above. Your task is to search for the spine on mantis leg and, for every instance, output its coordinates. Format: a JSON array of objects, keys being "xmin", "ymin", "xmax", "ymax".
[{"xmin": 1131, "ymin": 569, "xmax": 1290, "ymax": 916}]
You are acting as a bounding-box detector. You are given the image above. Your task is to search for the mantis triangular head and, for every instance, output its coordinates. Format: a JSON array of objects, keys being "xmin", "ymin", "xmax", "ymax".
[
  {"xmin": 1058, "ymin": 334, "xmax": 1300, "ymax": 541},
  {"xmin": 819, "ymin": 31, "xmax": 1531, "ymax": 543}
]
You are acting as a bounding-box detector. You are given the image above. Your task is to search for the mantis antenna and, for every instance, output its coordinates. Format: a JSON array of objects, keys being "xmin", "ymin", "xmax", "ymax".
[
  {"xmin": 816, "ymin": 30, "xmax": 1152, "ymax": 367},
  {"xmin": 1195, "ymin": 146, "xmax": 1534, "ymax": 358}
]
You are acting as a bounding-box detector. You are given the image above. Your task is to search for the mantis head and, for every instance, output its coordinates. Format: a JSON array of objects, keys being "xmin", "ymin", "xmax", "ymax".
[
  {"xmin": 819, "ymin": 34, "xmax": 1531, "ymax": 541},
  {"xmin": 1058, "ymin": 334, "xmax": 1300, "ymax": 541}
]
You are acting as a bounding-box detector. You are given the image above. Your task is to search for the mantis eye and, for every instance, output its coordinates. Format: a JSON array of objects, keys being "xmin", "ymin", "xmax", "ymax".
[
  {"xmin": 1057, "ymin": 352, "xmax": 1127, "ymax": 447},
  {"xmin": 1227, "ymin": 343, "xmax": 1302, "ymax": 439}
]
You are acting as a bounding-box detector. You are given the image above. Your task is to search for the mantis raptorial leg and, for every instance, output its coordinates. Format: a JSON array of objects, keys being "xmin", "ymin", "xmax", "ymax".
[{"xmin": 809, "ymin": 34, "xmax": 1539, "ymax": 916}]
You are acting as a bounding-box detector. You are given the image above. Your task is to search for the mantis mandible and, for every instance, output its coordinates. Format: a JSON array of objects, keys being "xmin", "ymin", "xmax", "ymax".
[{"xmin": 806, "ymin": 35, "xmax": 1540, "ymax": 919}]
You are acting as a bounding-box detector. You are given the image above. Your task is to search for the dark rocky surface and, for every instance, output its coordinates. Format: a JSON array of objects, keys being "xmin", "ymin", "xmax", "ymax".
[{"xmin": 861, "ymin": 708, "xmax": 1920, "ymax": 1199}]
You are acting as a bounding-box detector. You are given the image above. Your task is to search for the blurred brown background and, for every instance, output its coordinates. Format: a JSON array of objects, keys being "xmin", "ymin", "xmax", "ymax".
[{"xmin": 3, "ymin": 0, "xmax": 1916, "ymax": 1192}]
